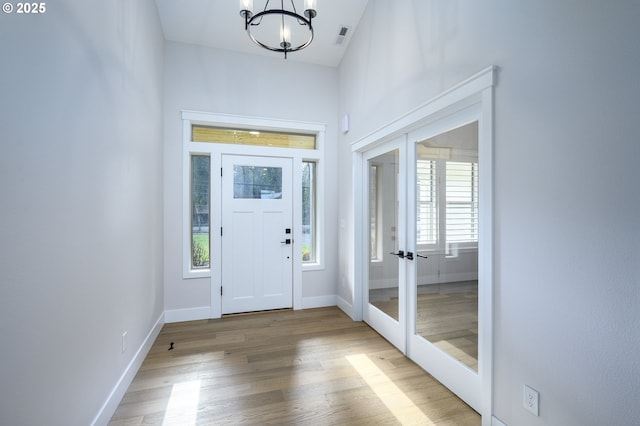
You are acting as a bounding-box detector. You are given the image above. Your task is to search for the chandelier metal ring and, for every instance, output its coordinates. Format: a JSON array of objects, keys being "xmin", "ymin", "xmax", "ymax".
[
  {"xmin": 246, "ymin": 9, "xmax": 314, "ymax": 54},
  {"xmin": 240, "ymin": 0, "xmax": 317, "ymax": 59}
]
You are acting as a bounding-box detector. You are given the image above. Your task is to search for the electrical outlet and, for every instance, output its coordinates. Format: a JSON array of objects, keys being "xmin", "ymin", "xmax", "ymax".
[
  {"xmin": 524, "ymin": 384, "xmax": 539, "ymax": 416},
  {"xmin": 122, "ymin": 331, "xmax": 127, "ymax": 353}
]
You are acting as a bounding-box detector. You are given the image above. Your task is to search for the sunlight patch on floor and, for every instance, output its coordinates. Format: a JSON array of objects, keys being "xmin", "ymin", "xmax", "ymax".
[
  {"xmin": 346, "ymin": 354, "xmax": 434, "ymax": 425},
  {"xmin": 162, "ymin": 380, "xmax": 201, "ymax": 426}
]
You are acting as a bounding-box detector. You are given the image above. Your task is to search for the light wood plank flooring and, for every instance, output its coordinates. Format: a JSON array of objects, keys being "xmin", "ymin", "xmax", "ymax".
[
  {"xmin": 109, "ymin": 307, "xmax": 479, "ymax": 425},
  {"xmin": 371, "ymin": 281, "xmax": 478, "ymax": 371}
]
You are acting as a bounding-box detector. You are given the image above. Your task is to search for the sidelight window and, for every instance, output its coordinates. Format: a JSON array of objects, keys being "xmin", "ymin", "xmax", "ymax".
[
  {"xmin": 302, "ymin": 161, "xmax": 317, "ymax": 263},
  {"xmin": 191, "ymin": 155, "xmax": 210, "ymax": 269}
]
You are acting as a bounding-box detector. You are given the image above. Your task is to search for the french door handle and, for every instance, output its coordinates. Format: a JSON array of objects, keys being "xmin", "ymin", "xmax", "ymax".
[
  {"xmin": 406, "ymin": 252, "xmax": 414, "ymax": 260},
  {"xmin": 281, "ymin": 239, "xmax": 292, "ymax": 245},
  {"xmin": 390, "ymin": 250, "xmax": 405, "ymax": 258},
  {"xmin": 416, "ymin": 253, "xmax": 429, "ymax": 259}
]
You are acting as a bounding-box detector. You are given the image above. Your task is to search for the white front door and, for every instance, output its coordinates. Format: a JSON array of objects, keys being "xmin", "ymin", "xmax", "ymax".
[{"xmin": 221, "ymin": 155, "xmax": 293, "ymax": 314}]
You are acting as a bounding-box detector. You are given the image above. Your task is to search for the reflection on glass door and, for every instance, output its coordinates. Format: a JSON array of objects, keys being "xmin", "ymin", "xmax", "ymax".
[
  {"xmin": 368, "ymin": 150, "xmax": 400, "ymax": 321},
  {"xmin": 364, "ymin": 141, "xmax": 406, "ymax": 351},
  {"xmin": 414, "ymin": 122, "xmax": 479, "ymax": 371},
  {"xmin": 357, "ymin": 69, "xmax": 494, "ymax": 416}
]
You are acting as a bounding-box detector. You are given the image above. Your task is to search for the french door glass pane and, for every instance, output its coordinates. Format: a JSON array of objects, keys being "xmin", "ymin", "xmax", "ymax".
[
  {"xmin": 415, "ymin": 122, "xmax": 479, "ymax": 371},
  {"xmin": 368, "ymin": 150, "xmax": 400, "ymax": 320}
]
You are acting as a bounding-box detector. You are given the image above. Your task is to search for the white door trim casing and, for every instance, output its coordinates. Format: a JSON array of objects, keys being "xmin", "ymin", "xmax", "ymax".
[
  {"xmin": 181, "ymin": 111, "xmax": 326, "ymax": 319},
  {"xmin": 352, "ymin": 66, "xmax": 496, "ymax": 425}
]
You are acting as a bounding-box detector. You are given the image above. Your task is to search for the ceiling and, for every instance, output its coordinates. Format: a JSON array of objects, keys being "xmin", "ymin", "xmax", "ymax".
[{"xmin": 155, "ymin": 0, "xmax": 369, "ymax": 68}]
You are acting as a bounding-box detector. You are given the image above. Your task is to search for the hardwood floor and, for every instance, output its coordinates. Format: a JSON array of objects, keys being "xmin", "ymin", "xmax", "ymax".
[
  {"xmin": 370, "ymin": 281, "xmax": 478, "ymax": 371},
  {"xmin": 109, "ymin": 307, "xmax": 479, "ymax": 425}
]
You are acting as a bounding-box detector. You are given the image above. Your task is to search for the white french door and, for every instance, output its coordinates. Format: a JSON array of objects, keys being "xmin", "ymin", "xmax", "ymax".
[
  {"xmin": 405, "ymin": 117, "xmax": 484, "ymax": 412},
  {"xmin": 356, "ymin": 67, "xmax": 494, "ymax": 423},
  {"xmin": 363, "ymin": 137, "xmax": 407, "ymax": 351},
  {"xmin": 221, "ymin": 155, "xmax": 293, "ymax": 314},
  {"xmin": 362, "ymin": 116, "xmax": 488, "ymax": 414}
]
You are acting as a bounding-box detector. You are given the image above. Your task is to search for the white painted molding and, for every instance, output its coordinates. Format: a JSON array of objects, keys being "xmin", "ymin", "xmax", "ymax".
[
  {"xmin": 181, "ymin": 110, "xmax": 326, "ymax": 133},
  {"xmin": 301, "ymin": 295, "xmax": 338, "ymax": 310},
  {"xmin": 91, "ymin": 312, "xmax": 165, "ymax": 426},
  {"xmin": 492, "ymin": 416, "xmax": 508, "ymax": 426},
  {"xmin": 164, "ymin": 306, "xmax": 211, "ymax": 323},
  {"xmin": 352, "ymin": 66, "xmax": 497, "ymax": 153},
  {"xmin": 336, "ymin": 296, "xmax": 355, "ymax": 319}
]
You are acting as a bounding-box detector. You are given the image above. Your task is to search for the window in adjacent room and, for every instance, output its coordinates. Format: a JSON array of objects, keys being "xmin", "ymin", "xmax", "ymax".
[
  {"xmin": 416, "ymin": 149, "xmax": 478, "ymax": 249},
  {"xmin": 445, "ymin": 161, "xmax": 478, "ymax": 243},
  {"xmin": 369, "ymin": 163, "xmax": 380, "ymax": 260}
]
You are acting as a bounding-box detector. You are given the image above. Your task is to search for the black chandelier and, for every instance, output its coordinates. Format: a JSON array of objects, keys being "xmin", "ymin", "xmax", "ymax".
[{"xmin": 240, "ymin": 0, "xmax": 317, "ymax": 59}]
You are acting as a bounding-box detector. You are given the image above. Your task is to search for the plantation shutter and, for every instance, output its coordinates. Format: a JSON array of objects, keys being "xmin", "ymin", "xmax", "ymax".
[
  {"xmin": 416, "ymin": 159, "xmax": 437, "ymax": 245},
  {"xmin": 445, "ymin": 161, "xmax": 478, "ymax": 243}
]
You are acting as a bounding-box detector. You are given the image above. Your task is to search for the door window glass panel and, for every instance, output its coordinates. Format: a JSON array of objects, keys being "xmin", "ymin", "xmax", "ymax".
[
  {"xmin": 191, "ymin": 155, "xmax": 210, "ymax": 269},
  {"xmin": 302, "ymin": 161, "xmax": 316, "ymax": 263},
  {"xmin": 369, "ymin": 164, "xmax": 380, "ymax": 260},
  {"xmin": 233, "ymin": 166, "xmax": 282, "ymax": 199},
  {"xmin": 415, "ymin": 121, "xmax": 478, "ymax": 371},
  {"xmin": 368, "ymin": 150, "xmax": 400, "ymax": 321},
  {"xmin": 193, "ymin": 126, "xmax": 316, "ymax": 149}
]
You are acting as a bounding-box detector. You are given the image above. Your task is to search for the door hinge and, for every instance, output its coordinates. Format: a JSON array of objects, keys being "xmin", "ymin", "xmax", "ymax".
[
  {"xmin": 220, "ymin": 286, "xmax": 223, "ymax": 296},
  {"xmin": 221, "ymin": 167, "xmax": 223, "ymax": 177},
  {"xmin": 221, "ymin": 227, "xmax": 223, "ymax": 236}
]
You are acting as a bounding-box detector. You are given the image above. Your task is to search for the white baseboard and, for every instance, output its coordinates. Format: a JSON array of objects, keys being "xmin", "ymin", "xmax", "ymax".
[
  {"xmin": 164, "ymin": 306, "xmax": 211, "ymax": 323},
  {"xmin": 301, "ymin": 295, "xmax": 337, "ymax": 310},
  {"xmin": 91, "ymin": 311, "xmax": 164, "ymax": 426},
  {"xmin": 492, "ymin": 415, "xmax": 507, "ymax": 426},
  {"xmin": 336, "ymin": 296, "xmax": 354, "ymax": 319}
]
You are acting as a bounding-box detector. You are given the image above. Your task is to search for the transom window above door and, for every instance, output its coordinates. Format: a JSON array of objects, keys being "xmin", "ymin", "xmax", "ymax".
[{"xmin": 192, "ymin": 125, "xmax": 316, "ymax": 150}]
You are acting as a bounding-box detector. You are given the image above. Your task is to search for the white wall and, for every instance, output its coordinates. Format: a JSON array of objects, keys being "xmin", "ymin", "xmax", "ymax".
[
  {"xmin": 163, "ymin": 42, "xmax": 339, "ymax": 316},
  {"xmin": 338, "ymin": 1, "xmax": 640, "ymax": 425},
  {"xmin": 0, "ymin": 1, "xmax": 165, "ymax": 424}
]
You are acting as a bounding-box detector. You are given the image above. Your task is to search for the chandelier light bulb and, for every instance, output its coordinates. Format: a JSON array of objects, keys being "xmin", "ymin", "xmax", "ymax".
[
  {"xmin": 239, "ymin": 0, "xmax": 253, "ymax": 14},
  {"xmin": 280, "ymin": 25, "xmax": 291, "ymax": 51},
  {"xmin": 304, "ymin": 0, "xmax": 317, "ymax": 18}
]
